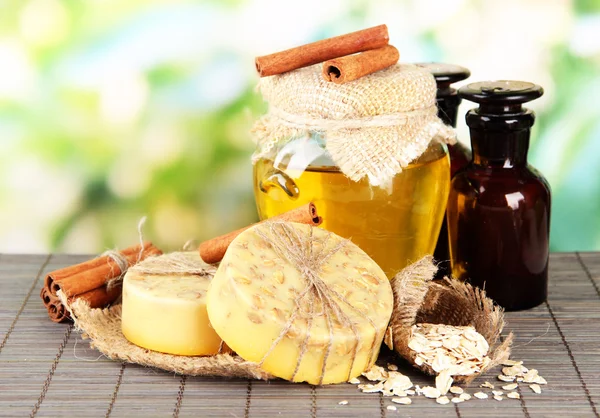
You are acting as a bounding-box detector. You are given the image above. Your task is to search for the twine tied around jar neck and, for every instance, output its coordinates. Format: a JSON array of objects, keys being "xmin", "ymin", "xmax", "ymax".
[
  {"xmin": 252, "ymin": 63, "xmax": 457, "ymax": 187},
  {"xmin": 267, "ymin": 103, "xmax": 442, "ymax": 130}
]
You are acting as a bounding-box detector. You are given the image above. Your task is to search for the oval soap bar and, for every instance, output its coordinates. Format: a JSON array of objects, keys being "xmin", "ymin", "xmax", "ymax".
[
  {"xmin": 207, "ymin": 222, "xmax": 393, "ymax": 384},
  {"xmin": 122, "ymin": 251, "xmax": 222, "ymax": 356}
]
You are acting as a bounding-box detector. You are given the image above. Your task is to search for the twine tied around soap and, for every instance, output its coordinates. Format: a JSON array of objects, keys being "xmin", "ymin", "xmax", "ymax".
[
  {"xmin": 127, "ymin": 251, "xmax": 218, "ymax": 277},
  {"xmin": 252, "ymin": 63, "xmax": 457, "ymax": 187},
  {"xmin": 386, "ymin": 256, "xmax": 513, "ymax": 384},
  {"xmin": 254, "ymin": 221, "xmax": 381, "ymax": 385},
  {"xmin": 105, "ymin": 217, "xmax": 150, "ymax": 290}
]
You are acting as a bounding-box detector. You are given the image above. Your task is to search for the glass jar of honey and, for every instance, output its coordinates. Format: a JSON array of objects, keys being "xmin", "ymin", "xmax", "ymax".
[
  {"xmin": 254, "ymin": 135, "xmax": 449, "ymax": 277},
  {"xmin": 252, "ymin": 64, "xmax": 455, "ymax": 278}
]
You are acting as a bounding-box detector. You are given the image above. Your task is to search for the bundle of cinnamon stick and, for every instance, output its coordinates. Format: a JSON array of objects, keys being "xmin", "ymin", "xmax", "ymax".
[
  {"xmin": 41, "ymin": 242, "xmax": 162, "ymax": 322},
  {"xmin": 255, "ymin": 24, "xmax": 399, "ymax": 84}
]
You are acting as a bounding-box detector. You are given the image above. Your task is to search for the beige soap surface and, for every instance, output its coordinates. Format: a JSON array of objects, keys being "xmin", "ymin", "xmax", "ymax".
[
  {"xmin": 122, "ymin": 251, "xmax": 222, "ymax": 356},
  {"xmin": 207, "ymin": 222, "xmax": 393, "ymax": 385}
]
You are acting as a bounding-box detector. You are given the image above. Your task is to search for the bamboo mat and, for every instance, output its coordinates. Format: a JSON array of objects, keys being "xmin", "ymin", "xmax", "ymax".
[{"xmin": 1, "ymin": 253, "xmax": 599, "ymax": 418}]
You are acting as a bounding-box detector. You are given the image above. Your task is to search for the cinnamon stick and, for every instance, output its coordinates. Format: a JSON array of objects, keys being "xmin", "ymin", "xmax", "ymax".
[
  {"xmin": 255, "ymin": 24, "xmax": 389, "ymax": 77},
  {"xmin": 44, "ymin": 243, "xmax": 143, "ymax": 294},
  {"xmin": 51, "ymin": 244, "xmax": 161, "ymax": 298},
  {"xmin": 71, "ymin": 285, "xmax": 123, "ymax": 309},
  {"xmin": 199, "ymin": 203, "xmax": 322, "ymax": 264},
  {"xmin": 41, "ymin": 287, "xmax": 70, "ymax": 322},
  {"xmin": 322, "ymin": 45, "xmax": 400, "ymax": 84},
  {"xmin": 41, "ymin": 242, "xmax": 162, "ymax": 323},
  {"xmin": 47, "ymin": 298, "xmax": 69, "ymax": 323}
]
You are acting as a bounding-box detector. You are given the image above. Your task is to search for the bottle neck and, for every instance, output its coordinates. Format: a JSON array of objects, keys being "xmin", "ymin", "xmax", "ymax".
[
  {"xmin": 436, "ymin": 88, "xmax": 460, "ymax": 127},
  {"xmin": 469, "ymin": 128, "xmax": 530, "ymax": 168}
]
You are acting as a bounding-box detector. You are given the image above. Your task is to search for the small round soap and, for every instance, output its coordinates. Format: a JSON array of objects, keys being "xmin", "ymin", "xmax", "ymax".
[
  {"xmin": 122, "ymin": 251, "xmax": 222, "ymax": 356},
  {"xmin": 207, "ymin": 222, "xmax": 393, "ymax": 384}
]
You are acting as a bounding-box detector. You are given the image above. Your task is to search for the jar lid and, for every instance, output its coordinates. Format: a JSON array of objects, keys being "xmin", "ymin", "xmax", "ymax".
[
  {"xmin": 459, "ymin": 81, "xmax": 543, "ymax": 107},
  {"xmin": 253, "ymin": 64, "xmax": 456, "ymax": 186},
  {"xmin": 415, "ymin": 63, "xmax": 470, "ymax": 86}
]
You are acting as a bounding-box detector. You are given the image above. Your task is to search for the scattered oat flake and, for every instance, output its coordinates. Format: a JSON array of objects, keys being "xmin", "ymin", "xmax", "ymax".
[
  {"xmin": 422, "ymin": 386, "xmax": 441, "ymax": 399},
  {"xmin": 385, "ymin": 374, "xmax": 413, "ymax": 392},
  {"xmin": 452, "ymin": 397, "xmax": 464, "ymax": 403},
  {"xmin": 494, "ymin": 395, "xmax": 503, "ymax": 401},
  {"xmin": 436, "ymin": 396, "xmax": 450, "ymax": 405},
  {"xmin": 349, "ymin": 377, "xmax": 361, "ymax": 384},
  {"xmin": 502, "ymin": 383, "xmax": 518, "ymax": 391},
  {"xmin": 387, "ymin": 405, "xmax": 397, "ymax": 411},
  {"xmin": 502, "ymin": 366, "xmax": 521, "ymax": 376},
  {"xmin": 507, "ymin": 392, "xmax": 520, "ymax": 399},
  {"xmin": 392, "ymin": 397, "xmax": 412, "ymax": 405},
  {"xmin": 502, "ymin": 359, "xmax": 522, "ymax": 366},
  {"xmin": 435, "ymin": 370, "xmax": 453, "ymax": 395},
  {"xmin": 523, "ymin": 369, "xmax": 539, "ymax": 383},
  {"xmin": 492, "ymin": 390, "xmax": 504, "ymax": 396},
  {"xmin": 361, "ymin": 383, "xmax": 384, "ymax": 393},
  {"xmin": 474, "ymin": 392, "xmax": 488, "ymax": 399},
  {"xmin": 449, "ymin": 386, "xmax": 463, "ymax": 395},
  {"xmin": 362, "ymin": 366, "xmax": 387, "ymax": 381},
  {"xmin": 481, "ymin": 381, "xmax": 495, "ymax": 389},
  {"xmin": 460, "ymin": 393, "xmax": 472, "ymax": 401},
  {"xmin": 530, "ymin": 384, "xmax": 542, "ymax": 394},
  {"xmin": 498, "ymin": 375, "xmax": 515, "ymax": 382},
  {"xmin": 338, "ymin": 400, "xmax": 348, "ymax": 405},
  {"xmin": 405, "ymin": 390, "xmax": 416, "ymax": 396},
  {"xmin": 535, "ymin": 376, "xmax": 547, "ymax": 385},
  {"xmin": 387, "ymin": 363, "xmax": 399, "ymax": 371}
]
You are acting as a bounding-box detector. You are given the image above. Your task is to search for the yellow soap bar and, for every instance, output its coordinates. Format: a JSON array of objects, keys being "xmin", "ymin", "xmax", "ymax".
[
  {"xmin": 122, "ymin": 252, "xmax": 222, "ymax": 356},
  {"xmin": 207, "ymin": 222, "xmax": 393, "ymax": 384}
]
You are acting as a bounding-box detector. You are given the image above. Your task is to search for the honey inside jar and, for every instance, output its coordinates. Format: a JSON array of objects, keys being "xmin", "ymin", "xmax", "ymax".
[{"xmin": 253, "ymin": 134, "xmax": 450, "ymax": 277}]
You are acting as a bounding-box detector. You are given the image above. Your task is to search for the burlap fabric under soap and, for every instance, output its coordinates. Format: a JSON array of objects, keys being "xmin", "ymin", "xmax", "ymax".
[
  {"xmin": 59, "ymin": 252, "xmax": 271, "ymax": 380},
  {"xmin": 386, "ymin": 256, "xmax": 513, "ymax": 384},
  {"xmin": 253, "ymin": 63, "xmax": 456, "ymax": 187},
  {"xmin": 61, "ymin": 224, "xmax": 387, "ymax": 382}
]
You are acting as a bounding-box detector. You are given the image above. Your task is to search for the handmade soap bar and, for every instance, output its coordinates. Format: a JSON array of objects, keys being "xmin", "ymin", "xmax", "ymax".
[
  {"xmin": 207, "ymin": 222, "xmax": 394, "ymax": 384},
  {"xmin": 122, "ymin": 252, "xmax": 222, "ymax": 356}
]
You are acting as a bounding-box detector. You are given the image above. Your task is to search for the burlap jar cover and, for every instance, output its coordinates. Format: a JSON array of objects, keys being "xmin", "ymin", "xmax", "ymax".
[
  {"xmin": 252, "ymin": 63, "xmax": 456, "ymax": 187},
  {"xmin": 386, "ymin": 256, "xmax": 513, "ymax": 384}
]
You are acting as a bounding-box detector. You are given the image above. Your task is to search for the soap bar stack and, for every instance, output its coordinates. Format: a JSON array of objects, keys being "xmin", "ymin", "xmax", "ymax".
[{"xmin": 122, "ymin": 222, "xmax": 394, "ymax": 384}]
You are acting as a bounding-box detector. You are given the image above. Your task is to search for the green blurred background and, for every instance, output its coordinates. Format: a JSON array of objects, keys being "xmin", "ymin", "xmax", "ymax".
[{"xmin": 0, "ymin": 0, "xmax": 599, "ymax": 254}]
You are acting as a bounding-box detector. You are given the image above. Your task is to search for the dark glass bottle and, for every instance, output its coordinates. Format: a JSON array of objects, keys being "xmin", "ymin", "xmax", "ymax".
[
  {"xmin": 447, "ymin": 81, "xmax": 551, "ymax": 311},
  {"xmin": 417, "ymin": 63, "xmax": 472, "ymax": 277}
]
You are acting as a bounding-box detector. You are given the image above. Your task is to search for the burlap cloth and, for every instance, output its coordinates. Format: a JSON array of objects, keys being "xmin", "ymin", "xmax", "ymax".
[
  {"xmin": 58, "ymin": 252, "xmax": 509, "ymax": 383},
  {"xmin": 58, "ymin": 254, "xmax": 272, "ymax": 380},
  {"xmin": 386, "ymin": 256, "xmax": 513, "ymax": 384},
  {"xmin": 252, "ymin": 63, "xmax": 456, "ymax": 187}
]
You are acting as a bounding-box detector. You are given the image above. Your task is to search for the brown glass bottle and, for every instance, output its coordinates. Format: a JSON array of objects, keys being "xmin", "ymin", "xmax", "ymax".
[
  {"xmin": 417, "ymin": 63, "xmax": 472, "ymax": 277},
  {"xmin": 447, "ymin": 81, "xmax": 551, "ymax": 311}
]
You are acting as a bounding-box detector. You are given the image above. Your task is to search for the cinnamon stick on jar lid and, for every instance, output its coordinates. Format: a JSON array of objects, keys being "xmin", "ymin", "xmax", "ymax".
[
  {"xmin": 199, "ymin": 203, "xmax": 322, "ymax": 264},
  {"xmin": 255, "ymin": 24, "xmax": 389, "ymax": 77},
  {"xmin": 322, "ymin": 45, "xmax": 400, "ymax": 84}
]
